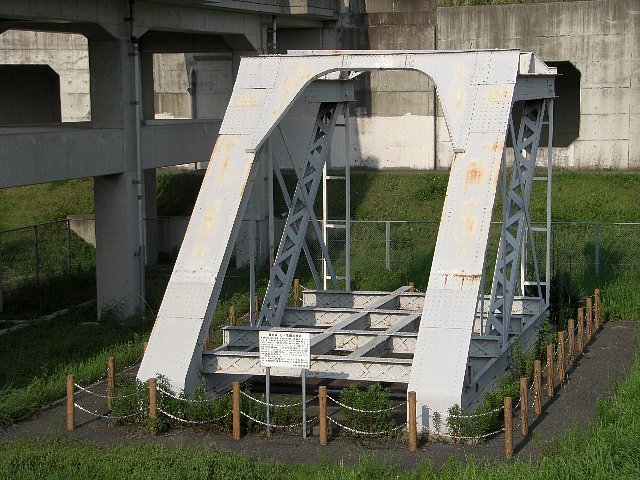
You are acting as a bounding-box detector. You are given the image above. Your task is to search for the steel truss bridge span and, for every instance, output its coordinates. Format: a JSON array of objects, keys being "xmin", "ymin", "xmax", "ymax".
[{"xmin": 138, "ymin": 50, "xmax": 556, "ymax": 433}]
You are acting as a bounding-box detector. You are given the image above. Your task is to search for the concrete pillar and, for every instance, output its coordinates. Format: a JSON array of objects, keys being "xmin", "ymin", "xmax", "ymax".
[
  {"xmin": 144, "ymin": 168, "xmax": 158, "ymax": 265},
  {"xmin": 89, "ymin": 37, "xmax": 144, "ymax": 319},
  {"xmin": 140, "ymin": 51, "xmax": 155, "ymax": 121}
]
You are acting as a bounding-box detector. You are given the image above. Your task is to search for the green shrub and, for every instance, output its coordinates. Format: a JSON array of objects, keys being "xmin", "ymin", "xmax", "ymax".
[{"xmin": 338, "ymin": 383, "xmax": 397, "ymax": 436}]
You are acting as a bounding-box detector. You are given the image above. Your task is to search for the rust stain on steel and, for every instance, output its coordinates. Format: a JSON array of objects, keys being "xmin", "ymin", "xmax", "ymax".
[
  {"xmin": 442, "ymin": 272, "xmax": 482, "ymax": 288},
  {"xmin": 483, "ymin": 87, "xmax": 511, "ymax": 103},
  {"xmin": 230, "ymin": 93, "xmax": 257, "ymax": 108},
  {"xmin": 192, "ymin": 244, "xmax": 207, "ymax": 257},
  {"xmin": 462, "ymin": 215, "xmax": 476, "ymax": 236},
  {"xmin": 465, "ymin": 161, "xmax": 484, "ymax": 186},
  {"xmin": 216, "ymin": 137, "xmax": 237, "ymax": 184},
  {"xmin": 202, "ymin": 203, "xmax": 221, "ymax": 235}
]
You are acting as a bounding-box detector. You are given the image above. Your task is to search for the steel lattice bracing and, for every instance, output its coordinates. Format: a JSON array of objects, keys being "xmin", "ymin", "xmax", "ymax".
[
  {"xmin": 259, "ymin": 103, "xmax": 339, "ymax": 327},
  {"xmin": 486, "ymin": 100, "xmax": 546, "ymax": 349},
  {"xmin": 138, "ymin": 50, "xmax": 556, "ymax": 435}
]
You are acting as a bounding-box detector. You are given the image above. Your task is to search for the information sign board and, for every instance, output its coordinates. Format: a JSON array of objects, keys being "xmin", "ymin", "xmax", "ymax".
[{"xmin": 259, "ymin": 331, "xmax": 311, "ymax": 369}]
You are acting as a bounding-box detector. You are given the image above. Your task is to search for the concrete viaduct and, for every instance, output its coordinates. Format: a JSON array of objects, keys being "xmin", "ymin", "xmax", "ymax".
[{"xmin": 0, "ymin": 0, "xmax": 638, "ymax": 319}]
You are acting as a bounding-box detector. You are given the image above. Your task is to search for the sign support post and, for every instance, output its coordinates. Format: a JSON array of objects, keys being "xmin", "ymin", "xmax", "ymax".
[
  {"xmin": 302, "ymin": 368, "xmax": 307, "ymax": 439},
  {"xmin": 266, "ymin": 366, "xmax": 271, "ymax": 436},
  {"xmin": 259, "ymin": 331, "xmax": 311, "ymax": 439}
]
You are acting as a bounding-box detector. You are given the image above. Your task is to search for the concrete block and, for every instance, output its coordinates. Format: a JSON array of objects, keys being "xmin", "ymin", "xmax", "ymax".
[
  {"xmin": 369, "ymin": 70, "xmax": 434, "ymax": 93},
  {"xmin": 630, "ymin": 114, "xmax": 640, "ymax": 168},
  {"xmin": 580, "ymin": 87, "xmax": 630, "ymax": 115},
  {"xmin": 61, "ymin": 92, "xmax": 91, "ymax": 121},
  {"xmin": 196, "ymin": 93, "xmax": 232, "ymax": 119},
  {"xmin": 367, "ymin": 25, "xmax": 434, "ymax": 50},
  {"xmin": 574, "ymin": 140, "xmax": 629, "ymax": 169},
  {"xmin": 370, "ymin": 91, "xmax": 431, "ymax": 117},
  {"xmin": 57, "ymin": 0, "xmax": 98, "ymax": 21},
  {"xmin": 580, "ymin": 113, "xmax": 629, "ymax": 141},
  {"xmin": 347, "ymin": 114, "xmax": 435, "ymax": 170},
  {"xmin": 580, "ymin": 58, "xmax": 630, "ymax": 89},
  {"xmin": 196, "ymin": 69, "xmax": 234, "ymax": 94},
  {"xmin": 193, "ymin": 58, "xmax": 233, "ymax": 72}
]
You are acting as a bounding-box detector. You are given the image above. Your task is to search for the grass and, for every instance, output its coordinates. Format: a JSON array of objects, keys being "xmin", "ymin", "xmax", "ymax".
[
  {"xmin": 0, "ymin": 179, "xmax": 93, "ymax": 231},
  {"xmin": 438, "ymin": 0, "xmax": 583, "ymax": 6},
  {"xmin": 1, "ymin": 331, "xmax": 639, "ymax": 478},
  {"xmin": 0, "ymin": 305, "xmax": 149, "ymax": 426}
]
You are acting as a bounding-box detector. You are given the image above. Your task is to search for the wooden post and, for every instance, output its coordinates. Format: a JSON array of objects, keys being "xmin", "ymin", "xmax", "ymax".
[
  {"xmin": 577, "ymin": 308, "xmax": 584, "ymax": 353},
  {"xmin": 519, "ymin": 377, "xmax": 528, "ymax": 437},
  {"xmin": 595, "ymin": 288, "xmax": 601, "ymax": 330},
  {"xmin": 533, "ymin": 360, "xmax": 542, "ymax": 415},
  {"xmin": 319, "ymin": 386, "xmax": 328, "ymax": 446},
  {"xmin": 568, "ymin": 319, "xmax": 575, "ymax": 365},
  {"xmin": 586, "ymin": 297, "xmax": 593, "ymax": 341},
  {"xmin": 232, "ymin": 381, "xmax": 241, "ymax": 440},
  {"xmin": 557, "ymin": 332, "xmax": 565, "ymax": 381},
  {"xmin": 143, "ymin": 341, "xmax": 148, "ymax": 352},
  {"xmin": 205, "ymin": 327, "xmax": 212, "ymax": 349},
  {"xmin": 408, "ymin": 391, "xmax": 417, "ymax": 452},
  {"xmin": 293, "ymin": 279, "xmax": 300, "ymax": 307},
  {"xmin": 107, "ymin": 356, "xmax": 115, "ymax": 410},
  {"xmin": 148, "ymin": 378, "xmax": 157, "ymax": 419},
  {"xmin": 66, "ymin": 373, "xmax": 75, "ymax": 431},
  {"xmin": 546, "ymin": 344, "xmax": 554, "ymax": 397},
  {"xmin": 504, "ymin": 397, "xmax": 513, "ymax": 459},
  {"xmin": 229, "ymin": 305, "xmax": 236, "ymax": 326},
  {"xmin": 408, "ymin": 282, "xmax": 415, "ymax": 292},
  {"xmin": 255, "ymin": 296, "xmax": 260, "ymax": 323}
]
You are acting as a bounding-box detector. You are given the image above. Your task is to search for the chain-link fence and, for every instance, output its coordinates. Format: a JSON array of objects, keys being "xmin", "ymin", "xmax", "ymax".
[
  {"xmin": 295, "ymin": 220, "xmax": 640, "ymax": 319},
  {"xmin": 0, "ymin": 219, "xmax": 96, "ymax": 295},
  {"xmin": 2, "ymin": 217, "xmax": 639, "ymax": 319}
]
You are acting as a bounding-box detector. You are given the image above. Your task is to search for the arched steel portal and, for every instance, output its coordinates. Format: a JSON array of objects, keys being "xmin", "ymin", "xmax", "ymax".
[{"xmin": 138, "ymin": 50, "xmax": 556, "ymax": 433}]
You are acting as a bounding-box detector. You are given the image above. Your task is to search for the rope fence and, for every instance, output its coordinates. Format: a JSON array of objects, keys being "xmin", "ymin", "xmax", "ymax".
[{"xmin": 65, "ymin": 289, "xmax": 604, "ymax": 457}]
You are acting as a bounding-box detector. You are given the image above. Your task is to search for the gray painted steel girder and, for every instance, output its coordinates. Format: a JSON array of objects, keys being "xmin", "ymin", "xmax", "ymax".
[{"xmin": 137, "ymin": 50, "xmax": 556, "ymax": 435}]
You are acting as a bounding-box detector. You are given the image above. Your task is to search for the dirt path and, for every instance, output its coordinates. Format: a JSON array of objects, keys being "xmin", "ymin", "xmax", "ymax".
[{"xmin": 1, "ymin": 321, "xmax": 637, "ymax": 470}]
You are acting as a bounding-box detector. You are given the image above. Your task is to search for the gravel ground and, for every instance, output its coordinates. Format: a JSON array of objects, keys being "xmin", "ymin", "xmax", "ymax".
[{"xmin": 1, "ymin": 321, "xmax": 636, "ymax": 470}]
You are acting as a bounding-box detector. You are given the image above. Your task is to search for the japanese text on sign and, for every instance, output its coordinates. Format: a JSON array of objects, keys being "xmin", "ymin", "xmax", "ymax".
[{"xmin": 259, "ymin": 331, "xmax": 311, "ymax": 369}]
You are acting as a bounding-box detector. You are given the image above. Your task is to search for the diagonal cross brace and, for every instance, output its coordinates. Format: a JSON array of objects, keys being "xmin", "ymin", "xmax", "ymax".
[
  {"xmin": 260, "ymin": 103, "xmax": 340, "ymax": 327},
  {"xmin": 487, "ymin": 100, "xmax": 546, "ymax": 349}
]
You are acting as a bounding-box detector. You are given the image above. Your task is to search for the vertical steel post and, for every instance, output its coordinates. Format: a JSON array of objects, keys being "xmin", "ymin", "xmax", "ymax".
[
  {"xmin": 594, "ymin": 223, "xmax": 600, "ymax": 278},
  {"xmin": 268, "ymin": 140, "xmax": 275, "ymax": 326},
  {"xmin": 265, "ymin": 367, "xmax": 271, "ymax": 437},
  {"xmin": 67, "ymin": 219, "xmax": 72, "ymax": 272},
  {"xmin": 546, "ymin": 98, "xmax": 554, "ymax": 307},
  {"xmin": 0, "ymin": 235, "xmax": 3, "ymax": 313},
  {"xmin": 322, "ymin": 157, "xmax": 328, "ymax": 290},
  {"xmin": 249, "ymin": 218, "xmax": 256, "ymax": 327},
  {"xmin": 344, "ymin": 102, "xmax": 351, "ymax": 290},
  {"xmin": 385, "ymin": 221, "xmax": 391, "ymax": 271},
  {"xmin": 302, "ymin": 368, "xmax": 307, "ymax": 439},
  {"xmin": 34, "ymin": 224, "xmax": 40, "ymax": 285}
]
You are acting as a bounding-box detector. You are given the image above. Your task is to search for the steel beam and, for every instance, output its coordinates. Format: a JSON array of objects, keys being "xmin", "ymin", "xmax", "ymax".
[{"xmin": 260, "ymin": 102, "xmax": 340, "ymax": 327}]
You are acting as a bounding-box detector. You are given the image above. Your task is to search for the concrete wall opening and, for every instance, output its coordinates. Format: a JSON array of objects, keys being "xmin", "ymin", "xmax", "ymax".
[
  {"xmin": 0, "ymin": 30, "xmax": 90, "ymax": 123},
  {"xmin": 544, "ymin": 61, "xmax": 580, "ymax": 147}
]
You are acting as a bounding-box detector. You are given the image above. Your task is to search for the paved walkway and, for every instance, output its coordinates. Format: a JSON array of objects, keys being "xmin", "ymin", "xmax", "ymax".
[{"xmin": 1, "ymin": 321, "xmax": 637, "ymax": 470}]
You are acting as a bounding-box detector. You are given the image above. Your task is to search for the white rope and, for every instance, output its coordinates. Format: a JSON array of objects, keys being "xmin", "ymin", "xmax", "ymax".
[
  {"xmin": 157, "ymin": 387, "xmax": 213, "ymax": 403},
  {"xmin": 448, "ymin": 405, "xmax": 503, "ymax": 419},
  {"xmin": 240, "ymin": 390, "xmax": 316, "ymax": 408},
  {"xmin": 326, "ymin": 394, "xmax": 405, "ymax": 414},
  {"xmin": 157, "ymin": 407, "xmax": 230, "ymax": 424},
  {"xmin": 74, "ymin": 383, "xmax": 110, "ymax": 399},
  {"xmin": 74, "ymin": 383, "xmax": 139, "ymax": 399},
  {"xmin": 74, "ymin": 403, "xmax": 141, "ymax": 420},
  {"xmin": 328, "ymin": 416, "xmax": 405, "ymax": 436},
  {"xmin": 240, "ymin": 411, "xmax": 317, "ymax": 429},
  {"xmin": 428, "ymin": 426, "xmax": 505, "ymax": 440}
]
